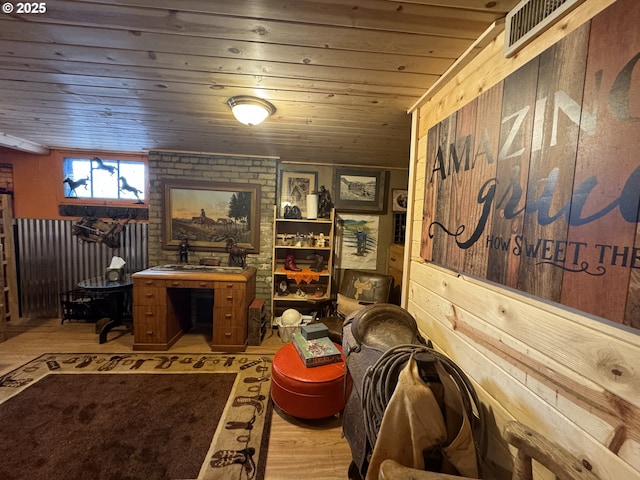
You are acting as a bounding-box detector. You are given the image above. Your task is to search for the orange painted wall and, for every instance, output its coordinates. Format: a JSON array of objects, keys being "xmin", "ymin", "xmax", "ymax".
[{"xmin": 0, "ymin": 147, "xmax": 147, "ymax": 219}]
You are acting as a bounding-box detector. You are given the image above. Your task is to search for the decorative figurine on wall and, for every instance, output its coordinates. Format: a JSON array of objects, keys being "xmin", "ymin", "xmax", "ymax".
[
  {"xmin": 226, "ymin": 237, "xmax": 247, "ymax": 268},
  {"xmin": 118, "ymin": 176, "xmax": 144, "ymax": 204},
  {"xmin": 317, "ymin": 185, "xmax": 333, "ymax": 218},
  {"xmin": 63, "ymin": 177, "xmax": 90, "ymax": 197},
  {"xmin": 92, "ymin": 156, "xmax": 116, "ymax": 175}
]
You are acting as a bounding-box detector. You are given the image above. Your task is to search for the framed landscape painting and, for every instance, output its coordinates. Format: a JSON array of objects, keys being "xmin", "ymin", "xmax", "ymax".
[
  {"xmin": 162, "ymin": 180, "xmax": 261, "ymax": 253},
  {"xmin": 333, "ymin": 168, "xmax": 388, "ymax": 213}
]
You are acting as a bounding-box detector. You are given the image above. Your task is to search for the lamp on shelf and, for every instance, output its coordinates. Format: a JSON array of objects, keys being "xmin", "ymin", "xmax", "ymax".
[{"xmin": 227, "ymin": 96, "xmax": 276, "ymax": 126}]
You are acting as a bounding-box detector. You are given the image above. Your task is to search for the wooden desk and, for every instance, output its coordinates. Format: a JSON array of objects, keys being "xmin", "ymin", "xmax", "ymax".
[{"xmin": 132, "ymin": 265, "xmax": 256, "ymax": 352}]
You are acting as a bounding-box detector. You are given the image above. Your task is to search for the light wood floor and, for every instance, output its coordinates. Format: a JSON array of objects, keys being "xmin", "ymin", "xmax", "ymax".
[{"xmin": 0, "ymin": 318, "xmax": 353, "ymax": 480}]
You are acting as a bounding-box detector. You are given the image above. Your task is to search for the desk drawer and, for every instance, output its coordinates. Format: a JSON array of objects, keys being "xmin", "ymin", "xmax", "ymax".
[
  {"xmin": 214, "ymin": 280, "xmax": 243, "ymax": 290},
  {"xmin": 181, "ymin": 280, "xmax": 215, "ymax": 289},
  {"xmin": 134, "ymin": 305, "xmax": 166, "ymax": 323},
  {"xmin": 134, "ymin": 287, "xmax": 165, "ymax": 306},
  {"xmin": 214, "ymin": 307, "xmax": 246, "ymax": 328},
  {"xmin": 214, "ymin": 288, "xmax": 247, "ymax": 308},
  {"xmin": 165, "ymin": 278, "xmax": 188, "ymax": 288},
  {"xmin": 213, "ymin": 307, "xmax": 247, "ymax": 348},
  {"xmin": 164, "ymin": 279, "xmax": 216, "ymax": 289},
  {"xmin": 133, "ymin": 306, "xmax": 166, "ymax": 343},
  {"xmin": 135, "ymin": 278, "xmax": 163, "ymax": 288},
  {"xmin": 212, "ymin": 326, "xmax": 246, "ymax": 346}
]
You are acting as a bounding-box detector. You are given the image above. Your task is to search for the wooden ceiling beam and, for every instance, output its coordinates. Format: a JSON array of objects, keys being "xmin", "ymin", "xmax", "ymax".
[
  {"xmin": 0, "ymin": 132, "xmax": 50, "ymax": 155},
  {"xmin": 0, "ymin": 96, "xmax": 411, "ymax": 126},
  {"xmin": 0, "ymin": 70, "xmax": 431, "ymax": 104},
  {"xmin": 0, "ymin": 36, "xmax": 454, "ymax": 77},
  {"xmin": 4, "ymin": 2, "xmax": 475, "ymax": 57},
  {"xmin": 71, "ymin": 0, "xmax": 504, "ymax": 37}
]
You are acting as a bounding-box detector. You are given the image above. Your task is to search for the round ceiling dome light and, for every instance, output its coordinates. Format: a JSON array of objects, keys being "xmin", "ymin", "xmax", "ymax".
[{"xmin": 227, "ymin": 95, "xmax": 276, "ymax": 126}]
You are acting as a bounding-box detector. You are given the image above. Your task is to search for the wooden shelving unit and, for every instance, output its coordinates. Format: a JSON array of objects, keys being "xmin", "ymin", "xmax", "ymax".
[
  {"xmin": 271, "ymin": 206, "xmax": 335, "ymax": 323},
  {"xmin": 0, "ymin": 194, "xmax": 18, "ymax": 342}
]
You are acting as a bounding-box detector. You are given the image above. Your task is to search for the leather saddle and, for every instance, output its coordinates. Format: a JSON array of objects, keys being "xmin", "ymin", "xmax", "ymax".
[
  {"xmin": 341, "ymin": 304, "xmax": 428, "ymax": 477},
  {"xmin": 346, "ymin": 303, "xmax": 425, "ymax": 353}
]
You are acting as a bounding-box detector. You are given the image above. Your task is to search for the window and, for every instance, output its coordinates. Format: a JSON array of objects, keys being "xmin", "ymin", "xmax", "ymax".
[
  {"xmin": 63, "ymin": 157, "xmax": 146, "ymax": 202},
  {"xmin": 393, "ymin": 212, "xmax": 406, "ymax": 244}
]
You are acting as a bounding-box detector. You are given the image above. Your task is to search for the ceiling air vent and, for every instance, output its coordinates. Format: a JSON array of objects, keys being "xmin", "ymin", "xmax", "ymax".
[{"xmin": 504, "ymin": 0, "xmax": 585, "ymax": 57}]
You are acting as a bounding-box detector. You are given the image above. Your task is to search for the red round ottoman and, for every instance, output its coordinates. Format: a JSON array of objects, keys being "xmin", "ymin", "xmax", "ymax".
[{"xmin": 271, "ymin": 342, "xmax": 350, "ymax": 419}]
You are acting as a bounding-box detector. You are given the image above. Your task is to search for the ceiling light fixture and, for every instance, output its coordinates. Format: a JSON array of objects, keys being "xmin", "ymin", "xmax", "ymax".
[{"xmin": 227, "ymin": 96, "xmax": 276, "ymax": 126}]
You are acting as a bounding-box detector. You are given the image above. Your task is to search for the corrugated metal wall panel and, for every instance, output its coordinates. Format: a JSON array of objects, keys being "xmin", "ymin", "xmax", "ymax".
[{"xmin": 17, "ymin": 219, "xmax": 148, "ymax": 318}]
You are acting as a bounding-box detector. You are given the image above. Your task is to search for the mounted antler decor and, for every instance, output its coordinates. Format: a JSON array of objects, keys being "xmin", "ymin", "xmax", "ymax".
[{"xmin": 72, "ymin": 216, "xmax": 130, "ymax": 249}]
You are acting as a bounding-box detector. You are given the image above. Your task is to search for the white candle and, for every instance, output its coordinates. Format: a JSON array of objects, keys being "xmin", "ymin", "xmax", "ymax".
[{"xmin": 306, "ymin": 193, "xmax": 318, "ymax": 219}]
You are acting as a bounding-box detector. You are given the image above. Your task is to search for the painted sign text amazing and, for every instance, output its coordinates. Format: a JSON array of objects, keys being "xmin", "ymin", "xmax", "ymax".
[{"xmin": 428, "ymin": 52, "xmax": 640, "ymax": 273}]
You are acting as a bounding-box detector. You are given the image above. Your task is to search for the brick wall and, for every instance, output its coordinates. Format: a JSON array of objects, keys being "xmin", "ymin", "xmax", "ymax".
[{"xmin": 148, "ymin": 151, "xmax": 277, "ymax": 306}]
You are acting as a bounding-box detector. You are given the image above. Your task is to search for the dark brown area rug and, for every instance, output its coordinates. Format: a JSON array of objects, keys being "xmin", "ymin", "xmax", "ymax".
[{"xmin": 0, "ymin": 353, "xmax": 273, "ymax": 480}]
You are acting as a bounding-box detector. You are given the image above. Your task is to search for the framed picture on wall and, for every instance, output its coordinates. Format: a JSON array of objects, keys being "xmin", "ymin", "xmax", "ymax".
[
  {"xmin": 162, "ymin": 179, "xmax": 261, "ymax": 253},
  {"xmin": 392, "ymin": 189, "xmax": 408, "ymax": 212},
  {"xmin": 333, "ymin": 168, "xmax": 388, "ymax": 213},
  {"xmin": 278, "ymin": 170, "xmax": 317, "ymax": 218},
  {"xmin": 336, "ymin": 214, "xmax": 379, "ymax": 269}
]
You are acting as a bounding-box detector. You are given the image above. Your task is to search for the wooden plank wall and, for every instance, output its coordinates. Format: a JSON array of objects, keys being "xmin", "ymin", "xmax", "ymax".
[
  {"xmin": 421, "ymin": 3, "xmax": 640, "ymax": 329},
  {"xmin": 407, "ymin": 0, "xmax": 640, "ymax": 478}
]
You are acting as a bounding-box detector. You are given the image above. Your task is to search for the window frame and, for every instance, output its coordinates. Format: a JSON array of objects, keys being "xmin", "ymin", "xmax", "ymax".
[{"xmin": 62, "ymin": 155, "xmax": 148, "ymax": 205}]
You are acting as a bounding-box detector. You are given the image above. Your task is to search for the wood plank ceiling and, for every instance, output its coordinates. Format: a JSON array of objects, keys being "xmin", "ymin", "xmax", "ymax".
[{"xmin": 0, "ymin": 0, "xmax": 520, "ymax": 168}]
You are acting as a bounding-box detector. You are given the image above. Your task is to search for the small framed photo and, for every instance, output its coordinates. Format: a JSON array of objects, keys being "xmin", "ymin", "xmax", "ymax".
[
  {"xmin": 333, "ymin": 168, "xmax": 388, "ymax": 213},
  {"xmin": 279, "ymin": 170, "xmax": 317, "ymax": 217},
  {"xmin": 392, "ymin": 189, "xmax": 408, "ymax": 212}
]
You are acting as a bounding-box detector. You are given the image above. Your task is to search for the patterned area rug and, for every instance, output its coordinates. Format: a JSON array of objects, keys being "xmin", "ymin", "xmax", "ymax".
[{"xmin": 0, "ymin": 352, "xmax": 273, "ymax": 480}]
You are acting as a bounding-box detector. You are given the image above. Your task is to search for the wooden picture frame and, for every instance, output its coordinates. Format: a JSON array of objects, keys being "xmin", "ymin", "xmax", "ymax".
[
  {"xmin": 333, "ymin": 168, "xmax": 388, "ymax": 213},
  {"xmin": 278, "ymin": 170, "xmax": 317, "ymax": 218},
  {"xmin": 162, "ymin": 179, "xmax": 261, "ymax": 253},
  {"xmin": 392, "ymin": 189, "xmax": 408, "ymax": 212}
]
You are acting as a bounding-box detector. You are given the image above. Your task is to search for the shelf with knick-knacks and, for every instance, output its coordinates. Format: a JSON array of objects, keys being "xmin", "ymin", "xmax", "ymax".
[{"xmin": 271, "ymin": 206, "xmax": 335, "ymax": 323}]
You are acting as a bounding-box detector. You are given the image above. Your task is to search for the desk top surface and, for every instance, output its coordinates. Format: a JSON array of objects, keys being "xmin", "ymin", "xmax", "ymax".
[{"xmin": 133, "ymin": 265, "xmax": 256, "ymax": 282}]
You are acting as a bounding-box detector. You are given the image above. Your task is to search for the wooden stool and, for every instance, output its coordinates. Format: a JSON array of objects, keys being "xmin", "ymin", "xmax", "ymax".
[
  {"xmin": 271, "ymin": 342, "xmax": 349, "ymax": 419},
  {"xmin": 247, "ymin": 298, "xmax": 266, "ymax": 345}
]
